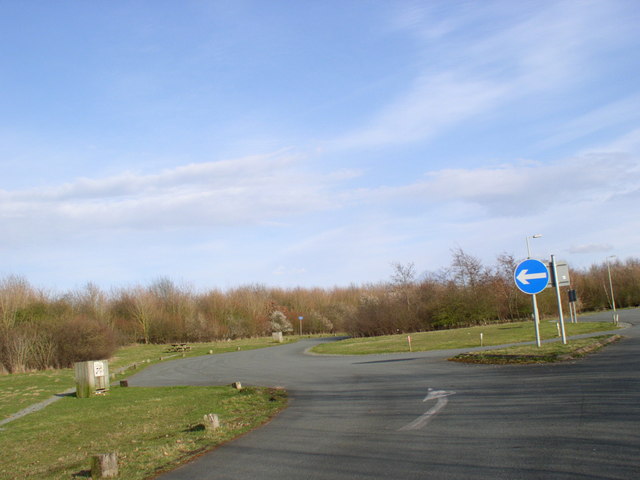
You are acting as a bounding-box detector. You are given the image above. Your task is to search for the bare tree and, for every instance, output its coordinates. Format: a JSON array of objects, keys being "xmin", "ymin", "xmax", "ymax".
[
  {"xmin": 450, "ymin": 248, "xmax": 485, "ymax": 287},
  {"xmin": 0, "ymin": 275, "xmax": 36, "ymax": 330},
  {"xmin": 130, "ymin": 287, "xmax": 156, "ymax": 344}
]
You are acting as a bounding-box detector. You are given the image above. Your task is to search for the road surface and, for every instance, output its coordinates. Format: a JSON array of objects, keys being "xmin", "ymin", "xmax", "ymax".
[{"xmin": 129, "ymin": 309, "xmax": 640, "ymax": 479}]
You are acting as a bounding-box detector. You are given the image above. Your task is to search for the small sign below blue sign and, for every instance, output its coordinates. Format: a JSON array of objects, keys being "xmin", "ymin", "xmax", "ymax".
[{"xmin": 514, "ymin": 259, "xmax": 550, "ymax": 295}]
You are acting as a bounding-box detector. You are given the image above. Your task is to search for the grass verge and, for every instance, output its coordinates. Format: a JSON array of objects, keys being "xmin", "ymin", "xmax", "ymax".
[
  {"xmin": 0, "ymin": 336, "xmax": 293, "ymax": 420},
  {"xmin": 310, "ymin": 321, "xmax": 619, "ymax": 355},
  {"xmin": 450, "ymin": 334, "xmax": 622, "ymax": 364},
  {"xmin": 0, "ymin": 385, "xmax": 287, "ymax": 479}
]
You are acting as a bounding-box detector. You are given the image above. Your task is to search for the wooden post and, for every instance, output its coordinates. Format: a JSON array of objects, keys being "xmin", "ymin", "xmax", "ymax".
[{"xmin": 91, "ymin": 453, "xmax": 118, "ymax": 478}]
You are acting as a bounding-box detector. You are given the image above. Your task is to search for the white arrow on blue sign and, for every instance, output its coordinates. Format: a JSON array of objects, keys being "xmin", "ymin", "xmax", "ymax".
[{"xmin": 514, "ymin": 259, "xmax": 550, "ymax": 295}]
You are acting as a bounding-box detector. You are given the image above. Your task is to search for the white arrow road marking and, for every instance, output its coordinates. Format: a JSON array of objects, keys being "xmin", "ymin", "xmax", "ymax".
[
  {"xmin": 399, "ymin": 388, "xmax": 456, "ymax": 431},
  {"xmin": 516, "ymin": 269, "xmax": 547, "ymax": 285}
]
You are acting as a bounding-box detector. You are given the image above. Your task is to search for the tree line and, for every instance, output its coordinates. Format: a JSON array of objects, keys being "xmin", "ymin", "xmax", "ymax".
[{"xmin": 1, "ymin": 250, "xmax": 638, "ymax": 374}]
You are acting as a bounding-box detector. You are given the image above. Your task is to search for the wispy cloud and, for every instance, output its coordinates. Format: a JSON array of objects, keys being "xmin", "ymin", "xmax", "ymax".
[
  {"xmin": 540, "ymin": 95, "xmax": 640, "ymax": 150},
  {"xmin": 348, "ymin": 150, "xmax": 639, "ymax": 219},
  {"xmin": 332, "ymin": 73, "xmax": 506, "ymax": 149},
  {"xmin": 332, "ymin": 1, "xmax": 628, "ymax": 151},
  {"xmin": 0, "ymin": 151, "xmax": 359, "ymax": 241},
  {"xmin": 567, "ymin": 243, "xmax": 614, "ymax": 254}
]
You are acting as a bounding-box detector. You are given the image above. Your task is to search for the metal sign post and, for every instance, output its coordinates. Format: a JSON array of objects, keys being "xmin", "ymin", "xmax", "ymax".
[
  {"xmin": 514, "ymin": 259, "xmax": 550, "ymax": 348},
  {"xmin": 531, "ymin": 294, "xmax": 542, "ymax": 347},
  {"xmin": 567, "ymin": 289, "xmax": 578, "ymax": 323},
  {"xmin": 550, "ymin": 255, "xmax": 567, "ymax": 344},
  {"xmin": 606, "ymin": 257, "xmax": 619, "ymax": 325}
]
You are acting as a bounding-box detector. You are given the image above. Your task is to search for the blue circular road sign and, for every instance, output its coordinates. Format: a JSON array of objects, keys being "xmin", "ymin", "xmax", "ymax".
[{"xmin": 514, "ymin": 259, "xmax": 549, "ymax": 295}]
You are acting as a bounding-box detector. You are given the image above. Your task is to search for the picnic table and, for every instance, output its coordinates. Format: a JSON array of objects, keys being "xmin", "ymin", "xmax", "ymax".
[{"xmin": 167, "ymin": 343, "xmax": 191, "ymax": 352}]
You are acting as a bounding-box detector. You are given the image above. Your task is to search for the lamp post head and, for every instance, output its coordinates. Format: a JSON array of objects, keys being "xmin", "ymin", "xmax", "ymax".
[{"xmin": 525, "ymin": 233, "xmax": 543, "ymax": 259}]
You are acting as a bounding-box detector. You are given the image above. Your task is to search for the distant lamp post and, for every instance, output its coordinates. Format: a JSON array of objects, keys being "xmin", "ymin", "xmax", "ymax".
[
  {"xmin": 526, "ymin": 234, "xmax": 543, "ymax": 347},
  {"xmin": 606, "ymin": 256, "xmax": 618, "ymax": 324},
  {"xmin": 526, "ymin": 234, "xmax": 543, "ymax": 259}
]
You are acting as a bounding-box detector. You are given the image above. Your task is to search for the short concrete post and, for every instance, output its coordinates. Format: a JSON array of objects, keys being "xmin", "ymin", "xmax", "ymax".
[
  {"xmin": 203, "ymin": 413, "xmax": 220, "ymax": 431},
  {"xmin": 231, "ymin": 381, "xmax": 242, "ymax": 390},
  {"xmin": 91, "ymin": 453, "xmax": 118, "ymax": 478},
  {"xmin": 272, "ymin": 331, "xmax": 283, "ymax": 343}
]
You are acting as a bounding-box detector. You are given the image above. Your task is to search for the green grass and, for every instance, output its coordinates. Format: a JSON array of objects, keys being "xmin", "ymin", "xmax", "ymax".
[
  {"xmin": 0, "ymin": 369, "xmax": 75, "ymax": 420},
  {"xmin": 450, "ymin": 335, "xmax": 621, "ymax": 364},
  {"xmin": 0, "ymin": 385, "xmax": 287, "ymax": 479},
  {"xmin": 310, "ymin": 321, "xmax": 619, "ymax": 355},
  {"xmin": 0, "ymin": 336, "xmax": 294, "ymax": 420}
]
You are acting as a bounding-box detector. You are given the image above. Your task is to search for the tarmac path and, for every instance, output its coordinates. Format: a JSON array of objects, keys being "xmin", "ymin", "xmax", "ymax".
[{"xmin": 129, "ymin": 309, "xmax": 640, "ymax": 480}]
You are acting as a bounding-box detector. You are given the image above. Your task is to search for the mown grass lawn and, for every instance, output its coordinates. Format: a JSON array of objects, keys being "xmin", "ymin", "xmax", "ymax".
[
  {"xmin": 0, "ymin": 385, "xmax": 287, "ymax": 480},
  {"xmin": 310, "ymin": 321, "xmax": 619, "ymax": 355},
  {"xmin": 0, "ymin": 336, "xmax": 293, "ymax": 420}
]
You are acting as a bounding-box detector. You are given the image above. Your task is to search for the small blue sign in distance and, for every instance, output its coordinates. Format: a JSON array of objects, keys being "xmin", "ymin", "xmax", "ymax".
[{"xmin": 514, "ymin": 259, "xmax": 550, "ymax": 295}]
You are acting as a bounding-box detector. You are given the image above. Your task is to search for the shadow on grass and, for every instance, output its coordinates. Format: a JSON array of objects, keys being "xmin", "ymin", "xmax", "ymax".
[
  {"xmin": 55, "ymin": 392, "xmax": 76, "ymax": 398},
  {"xmin": 184, "ymin": 423, "xmax": 205, "ymax": 433},
  {"xmin": 71, "ymin": 469, "xmax": 91, "ymax": 478}
]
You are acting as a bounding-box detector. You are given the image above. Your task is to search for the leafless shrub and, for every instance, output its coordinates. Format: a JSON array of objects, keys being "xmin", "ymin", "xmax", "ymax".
[
  {"xmin": 0, "ymin": 326, "xmax": 34, "ymax": 373},
  {"xmin": 53, "ymin": 317, "xmax": 117, "ymax": 368},
  {"xmin": 0, "ymin": 276, "xmax": 41, "ymax": 330}
]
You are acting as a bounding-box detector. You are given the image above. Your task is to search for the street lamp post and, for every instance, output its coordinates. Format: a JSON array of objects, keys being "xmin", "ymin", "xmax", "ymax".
[
  {"xmin": 526, "ymin": 234, "xmax": 543, "ymax": 347},
  {"xmin": 526, "ymin": 234, "xmax": 542, "ymax": 259},
  {"xmin": 606, "ymin": 256, "xmax": 618, "ymax": 325}
]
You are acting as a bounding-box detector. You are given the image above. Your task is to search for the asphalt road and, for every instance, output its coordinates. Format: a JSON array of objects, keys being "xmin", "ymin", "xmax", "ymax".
[{"xmin": 129, "ymin": 309, "xmax": 640, "ymax": 479}]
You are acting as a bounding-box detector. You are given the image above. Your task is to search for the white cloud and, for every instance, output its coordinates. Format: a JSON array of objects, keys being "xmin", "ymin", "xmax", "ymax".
[
  {"xmin": 348, "ymin": 152, "xmax": 639, "ymax": 219},
  {"xmin": 0, "ymin": 151, "xmax": 358, "ymax": 243},
  {"xmin": 568, "ymin": 243, "xmax": 614, "ymax": 254},
  {"xmin": 540, "ymin": 95, "xmax": 640, "ymax": 150},
  {"xmin": 333, "ymin": 73, "xmax": 507, "ymax": 149},
  {"xmin": 593, "ymin": 127, "xmax": 640, "ymax": 155},
  {"xmin": 332, "ymin": 0, "xmax": 628, "ymax": 151}
]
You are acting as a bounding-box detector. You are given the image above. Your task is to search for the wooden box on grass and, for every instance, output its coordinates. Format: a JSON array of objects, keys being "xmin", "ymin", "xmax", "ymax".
[{"xmin": 75, "ymin": 360, "xmax": 110, "ymax": 398}]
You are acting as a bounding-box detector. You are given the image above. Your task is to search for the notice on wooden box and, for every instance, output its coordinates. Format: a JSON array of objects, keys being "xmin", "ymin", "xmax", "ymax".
[{"xmin": 94, "ymin": 361, "xmax": 105, "ymax": 377}]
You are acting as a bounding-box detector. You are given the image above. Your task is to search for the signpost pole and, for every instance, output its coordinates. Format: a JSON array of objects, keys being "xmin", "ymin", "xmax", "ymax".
[
  {"xmin": 606, "ymin": 256, "xmax": 618, "ymax": 325},
  {"xmin": 532, "ymin": 294, "xmax": 541, "ymax": 347},
  {"xmin": 571, "ymin": 302, "xmax": 575, "ymax": 323},
  {"xmin": 567, "ymin": 288, "xmax": 578, "ymax": 323},
  {"xmin": 550, "ymin": 255, "xmax": 567, "ymax": 344}
]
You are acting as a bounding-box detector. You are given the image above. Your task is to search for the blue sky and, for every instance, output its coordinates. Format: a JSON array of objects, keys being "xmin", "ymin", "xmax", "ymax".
[{"xmin": 1, "ymin": 0, "xmax": 639, "ymax": 292}]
